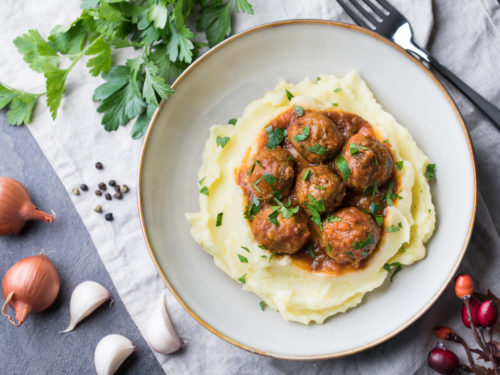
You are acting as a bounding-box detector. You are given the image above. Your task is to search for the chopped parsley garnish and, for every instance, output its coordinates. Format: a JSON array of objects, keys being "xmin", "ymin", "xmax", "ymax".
[
  {"xmin": 285, "ymin": 89, "xmax": 294, "ymax": 100},
  {"xmin": 263, "ymin": 173, "xmax": 277, "ymax": 186},
  {"xmin": 216, "ymin": 212, "xmax": 223, "ymax": 226},
  {"xmin": 345, "ymin": 251, "xmax": 354, "ymax": 259},
  {"xmin": 372, "ymin": 182, "xmax": 379, "ymax": 199},
  {"xmin": 362, "ymin": 251, "xmax": 369, "ymax": 259},
  {"xmin": 198, "ymin": 176, "xmax": 206, "ymax": 185},
  {"xmin": 200, "ymin": 186, "xmax": 209, "ymax": 196},
  {"xmin": 326, "ymin": 240, "xmax": 331, "ymax": 256},
  {"xmin": 349, "ymin": 143, "xmax": 370, "ymax": 156},
  {"xmin": 316, "ymin": 77, "xmax": 321, "ymax": 81},
  {"xmin": 244, "ymin": 197, "xmax": 261, "ymax": 220},
  {"xmin": 335, "ymin": 155, "xmax": 351, "ymax": 181},
  {"xmin": 241, "ymin": 246, "xmax": 250, "ymax": 253},
  {"xmin": 293, "ymin": 126, "xmax": 310, "ymax": 142},
  {"xmin": 293, "ymin": 105, "xmax": 305, "ymax": 117},
  {"xmin": 252, "ymin": 177, "xmax": 263, "ymax": 193},
  {"xmin": 238, "ymin": 274, "xmax": 247, "ymax": 284},
  {"xmin": 288, "ymin": 155, "xmax": 295, "ymax": 161},
  {"xmin": 259, "ymin": 301, "xmax": 267, "ymax": 311},
  {"xmin": 399, "ymin": 243, "xmax": 407, "ymax": 253},
  {"xmin": 332, "ymin": 102, "xmax": 339, "ymax": 107},
  {"xmin": 307, "ymin": 244, "xmax": 316, "ymax": 259},
  {"xmin": 302, "ymin": 169, "xmax": 312, "ymax": 181},
  {"xmin": 272, "ymin": 190, "xmax": 283, "ymax": 199},
  {"xmin": 247, "ymin": 161, "xmax": 256, "ymax": 176},
  {"xmin": 396, "ymin": 161, "xmax": 404, "ymax": 170},
  {"xmin": 268, "ymin": 252, "xmax": 276, "ymax": 263},
  {"xmin": 314, "ymin": 186, "xmax": 326, "ymax": 190},
  {"xmin": 375, "ymin": 215, "xmax": 384, "ymax": 227},
  {"xmin": 228, "ymin": 118, "xmax": 237, "ymax": 125},
  {"xmin": 273, "ymin": 197, "xmax": 299, "ymax": 219},
  {"xmin": 268, "ymin": 207, "xmax": 280, "ymax": 225},
  {"xmin": 383, "ymin": 262, "xmax": 402, "ymax": 281},
  {"xmin": 369, "ymin": 201, "xmax": 382, "ymax": 214},
  {"xmin": 258, "ymin": 244, "xmax": 267, "ymax": 250},
  {"xmin": 425, "ymin": 163, "xmax": 436, "ymax": 181},
  {"xmin": 305, "ymin": 194, "xmax": 326, "ymax": 227},
  {"xmin": 325, "ymin": 214, "xmax": 340, "ymax": 222},
  {"xmin": 334, "ymin": 87, "xmax": 343, "ymax": 93},
  {"xmin": 216, "ymin": 136, "xmax": 230, "ymax": 148},
  {"xmin": 428, "ymin": 209, "xmax": 431, "ymax": 214},
  {"xmin": 265, "ymin": 125, "xmax": 286, "ymax": 150},
  {"xmin": 386, "ymin": 222, "xmax": 402, "ymax": 233},
  {"xmin": 383, "ymin": 139, "xmax": 389, "ymax": 143},
  {"xmin": 384, "ymin": 181, "xmax": 395, "ymax": 206},
  {"xmin": 307, "ymin": 144, "xmax": 328, "ymax": 155},
  {"xmin": 353, "ymin": 233, "xmax": 374, "ymax": 250},
  {"xmin": 237, "ymin": 254, "xmax": 248, "ymax": 263}
]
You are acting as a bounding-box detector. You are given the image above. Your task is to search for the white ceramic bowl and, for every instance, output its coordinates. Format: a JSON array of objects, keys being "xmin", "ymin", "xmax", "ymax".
[{"xmin": 138, "ymin": 20, "xmax": 476, "ymax": 359}]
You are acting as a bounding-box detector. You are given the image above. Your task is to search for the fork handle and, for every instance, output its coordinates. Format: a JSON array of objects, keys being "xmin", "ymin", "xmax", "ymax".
[{"xmin": 407, "ymin": 43, "xmax": 500, "ymax": 131}]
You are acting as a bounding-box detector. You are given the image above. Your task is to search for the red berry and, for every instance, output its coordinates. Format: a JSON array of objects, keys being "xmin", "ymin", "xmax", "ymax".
[
  {"xmin": 455, "ymin": 273, "xmax": 474, "ymax": 299},
  {"xmin": 478, "ymin": 300, "xmax": 498, "ymax": 327},
  {"xmin": 428, "ymin": 343, "xmax": 459, "ymax": 375},
  {"xmin": 461, "ymin": 298, "xmax": 481, "ymax": 328}
]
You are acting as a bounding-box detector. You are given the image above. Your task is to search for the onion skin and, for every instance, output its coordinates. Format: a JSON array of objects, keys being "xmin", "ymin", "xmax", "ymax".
[
  {"xmin": 0, "ymin": 177, "xmax": 54, "ymax": 236},
  {"xmin": 2, "ymin": 254, "xmax": 60, "ymax": 326}
]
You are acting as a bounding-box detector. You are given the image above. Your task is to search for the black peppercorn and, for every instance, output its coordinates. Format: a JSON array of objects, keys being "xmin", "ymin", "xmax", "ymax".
[
  {"xmin": 105, "ymin": 193, "xmax": 112, "ymax": 200},
  {"xmin": 114, "ymin": 192, "xmax": 123, "ymax": 200},
  {"xmin": 95, "ymin": 190, "xmax": 102, "ymax": 197},
  {"xmin": 80, "ymin": 184, "xmax": 88, "ymax": 192},
  {"xmin": 104, "ymin": 213, "xmax": 114, "ymax": 221},
  {"xmin": 109, "ymin": 180, "xmax": 116, "ymax": 187},
  {"xmin": 114, "ymin": 185, "xmax": 121, "ymax": 192},
  {"xmin": 95, "ymin": 162, "xmax": 103, "ymax": 170},
  {"xmin": 98, "ymin": 182, "xmax": 107, "ymax": 191}
]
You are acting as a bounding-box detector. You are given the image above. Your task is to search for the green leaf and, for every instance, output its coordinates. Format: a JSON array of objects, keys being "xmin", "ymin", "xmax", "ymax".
[
  {"xmin": 265, "ymin": 125, "xmax": 285, "ymax": 150},
  {"xmin": 143, "ymin": 61, "xmax": 174, "ymax": 106},
  {"xmin": 5, "ymin": 95, "xmax": 38, "ymax": 126},
  {"xmin": 48, "ymin": 20, "xmax": 87, "ymax": 55},
  {"xmin": 216, "ymin": 135, "xmax": 230, "ymax": 148},
  {"xmin": 85, "ymin": 37, "xmax": 111, "ymax": 76},
  {"xmin": 166, "ymin": 22, "xmax": 194, "ymax": 64},
  {"xmin": 234, "ymin": 0, "xmax": 254, "ymax": 14},
  {"xmin": 131, "ymin": 103, "xmax": 156, "ymax": 139},
  {"xmin": 285, "ymin": 89, "xmax": 294, "ymax": 100},
  {"xmin": 200, "ymin": 186, "xmax": 209, "ymax": 196},
  {"xmin": 228, "ymin": 118, "xmax": 237, "ymax": 125},
  {"xmin": 305, "ymin": 194, "xmax": 325, "ymax": 227},
  {"xmin": 147, "ymin": 2, "xmax": 168, "ymax": 29},
  {"xmin": 244, "ymin": 197, "xmax": 261, "ymax": 220},
  {"xmin": 325, "ymin": 214, "xmax": 340, "ymax": 223},
  {"xmin": 241, "ymin": 246, "xmax": 250, "ymax": 253},
  {"xmin": 13, "ymin": 29, "xmax": 59, "ymax": 73},
  {"xmin": 336, "ymin": 155, "xmax": 351, "ymax": 181},
  {"xmin": 216, "ymin": 212, "xmax": 223, "ymax": 226},
  {"xmin": 45, "ymin": 67, "xmax": 68, "ymax": 120},
  {"xmin": 81, "ymin": 0, "xmax": 99, "ymax": 9},
  {"xmin": 349, "ymin": 143, "xmax": 369, "ymax": 156},
  {"xmin": 268, "ymin": 207, "xmax": 280, "ymax": 226},
  {"xmin": 237, "ymin": 254, "xmax": 248, "ymax": 263},
  {"xmin": 302, "ymin": 169, "xmax": 312, "ymax": 181},
  {"xmin": 334, "ymin": 87, "xmax": 343, "ymax": 93},
  {"xmin": 425, "ymin": 163, "xmax": 436, "ymax": 181},
  {"xmin": 293, "ymin": 105, "xmax": 304, "ymax": 117},
  {"xmin": 0, "ymin": 84, "xmax": 16, "ymax": 110},
  {"xmin": 353, "ymin": 233, "xmax": 374, "ymax": 250},
  {"xmin": 307, "ymin": 144, "xmax": 327, "ymax": 155},
  {"xmin": 197, "ymin": 1, "xmax": 232, "ymax": 47},
  {"xmin": 93, "ymin": 65, "xmax": 130, "ymax": 101},
  {"xmin": 98, "ymin": 1, "xmax": 122, "ymax": 22},
  {"xmin": 293, "ymin": 125, "xmax": 310, "ymax": 142},
  {"xmin": 259, "ymin": 300, "xmax": 266, "ymax": 311},
  {"xmin": 383, "ymin": 262, "xmax": 402, "ymax": 281},
  {"xmin": 238, "ymin": 273, "xmax": 247, "ymax": 284},
  {"xmin": 396, "ymin": 161, "xmax": 404, "ymax": 170}
]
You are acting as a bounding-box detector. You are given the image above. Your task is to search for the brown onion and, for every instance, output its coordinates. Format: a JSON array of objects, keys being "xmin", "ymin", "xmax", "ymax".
[
  {"xmin": 2, "ymin": 254, "xmax": 60, "ymax": 326},
  {"xmin": 0, "ymin": 177, "xmax": 54, "ymax": 236}
]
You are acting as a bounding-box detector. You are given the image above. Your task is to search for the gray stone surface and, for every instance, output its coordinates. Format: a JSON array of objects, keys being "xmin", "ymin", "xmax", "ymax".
[{"xmin": 0, "ymin": 115, "xmax": 163, "ymax": 374}]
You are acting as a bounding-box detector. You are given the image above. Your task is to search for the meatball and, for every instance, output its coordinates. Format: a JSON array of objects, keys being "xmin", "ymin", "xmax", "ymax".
[
  {"xmin": 248, "ymin": 146, "xmax": 295, "ymax": 200},
  {"xmin": 318, "ymin": 207, "xmax": 381, "ymax": 268},
  {"xmin": 323, "ymin": 111, "xmax": 367, "ymax": 139},
  {"xmin": 287, "ymin": 111, "xmax": 344, "ymax": 164},
  {"xmin": 335, "ymin": 133, "xmax": 394, "ymax": 192},
  {"xmin": 295, "ymin": 165, "xmax": 346, "ymax": 215},
  {"xmin": 250, "ymin": 206, "xmax": 310, "ymax": 254}
]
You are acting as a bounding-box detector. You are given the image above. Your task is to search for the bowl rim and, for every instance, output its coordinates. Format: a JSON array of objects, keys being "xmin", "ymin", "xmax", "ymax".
[{"xmin": 137, "ymin": 19, "xmax": 477, "ymax": 360}]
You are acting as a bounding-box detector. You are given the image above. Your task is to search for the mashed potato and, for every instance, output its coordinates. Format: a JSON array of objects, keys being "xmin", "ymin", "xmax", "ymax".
[{"xmin": 186, "ymin": 73, "xmax": 435, "ymax": 324}]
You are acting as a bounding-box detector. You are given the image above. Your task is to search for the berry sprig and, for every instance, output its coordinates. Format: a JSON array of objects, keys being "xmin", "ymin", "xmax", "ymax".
[{"xmin": 428, "ymin": 274, "xmax": 500, "ymax": 375}]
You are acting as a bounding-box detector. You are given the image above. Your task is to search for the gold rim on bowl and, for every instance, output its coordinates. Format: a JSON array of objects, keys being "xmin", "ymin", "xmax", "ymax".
[{"xmin": 137, "ymin": 19, "xmax": 477, "ymax": 360}]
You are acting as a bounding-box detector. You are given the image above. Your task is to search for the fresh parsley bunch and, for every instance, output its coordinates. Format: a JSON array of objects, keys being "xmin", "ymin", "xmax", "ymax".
[{"xmin": 0, "ymin": 0, "xmax": 254, "ymax": 138}]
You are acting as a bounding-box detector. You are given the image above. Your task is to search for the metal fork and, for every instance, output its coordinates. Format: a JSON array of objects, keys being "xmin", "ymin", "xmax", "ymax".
[{"xmin": 337, "ymin": 0, "xmax": 500, "ymax": 131}]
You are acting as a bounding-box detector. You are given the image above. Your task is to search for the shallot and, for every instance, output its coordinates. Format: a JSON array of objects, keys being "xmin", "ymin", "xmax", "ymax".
[
  {"xmin": 145, "ymin": 291, "xmax": 183, "ymax": 354},
  {"xmin": 0, "ymin": 177, "xmax": 54, "ymax": 236},
  {"xmin": 60, "ymin": 281, "xmax": 112, "ymax": 333},
  {"xmin": 2, "ymin": 254, "xmax": 60, "ymax": 326},
  {"xmin": 94, "ymin": 334, "xmax": 135, "ymax": 375}
]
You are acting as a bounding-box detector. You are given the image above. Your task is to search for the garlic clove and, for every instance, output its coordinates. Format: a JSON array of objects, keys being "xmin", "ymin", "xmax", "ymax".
[
  {"xmin": 94, "ymin": 334, "xmax": 135, "ymax": 375},
  {"xmin": 145, "ymin": 291, "xmax": 183, "ymax": 354},
  {"xmin": 60, "ymin": 281, "xmax": 111, "ymax": 333}
]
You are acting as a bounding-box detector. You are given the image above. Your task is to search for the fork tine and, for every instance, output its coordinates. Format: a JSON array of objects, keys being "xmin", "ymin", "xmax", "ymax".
[
  {"xmin": 348, "ymin": 0, "xmax": 379, "ymax": 26},
  {"xmin": 337, "ymin": 0, "xmax": 371, "ymax": 29},
  {"xmin": 358, "ymin": 0, "xmax": 385, "ymax": 19},
  {"xmin": 374, "ymin": 0, "xmax": 404, "ymax": 17}
]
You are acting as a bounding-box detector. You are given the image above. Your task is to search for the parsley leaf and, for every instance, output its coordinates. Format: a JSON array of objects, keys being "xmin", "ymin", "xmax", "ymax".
[
  {"xmin": 0, "ymin": 84, "xmax": 39, "ymax": 126},
  {"xmin": 265, "ymin": 125, "xmax": 286, "ymax": 149},
  {"xmin": 305, "ymin": 194, "xmax": 326, "ymax": 227},
  {"xmin": 216, "ymin": 212, "xmax": 223, "ymax": 226},
  {"xmin": 386, "ymin": 222, "xmax": 402, "ymax": 233},
  {"xmin": 241, "ymin": 246, "xmax": 250, "ymax": 253},
  {"xmin": 244, "ymin": 197, "xmax": 261, "ymax": 220},
  {"xmin": 200, "ymin": 186, "xmax": 209, "ymax": 196},
  {"xmin": 293, "ymin": 126, "xmax": 310, "ymax": 142},
  {"xmin": 85, "ymin": 37, "xmax": 112, "ymax": 77},
  {"xmin": 332, "ymin": 102, "xmax": 339, "ymax": 107},
  {"xmin": 238, "ymin": 273, "xmax": 247, "ymax": 284},
  {"xmin": 307, "ymin": 144, "xmax": 327, "ymax": 155},
  {"xmin": 349, "ymin": 143, "xmax": 370, "ymax": 156},
  {"xmin": 325, "ymin": 214, "xmax": 340, "ymax": 222},
  {"xmin": 326, "ymin": 240, "xmax": 331, "ymax": 256},
  {"xmin": 307, "ymin": 244, "xmax": 316, "ymax": 259},
  {"xmin": 345, "ymin": 251, "xmax": 354, "ymax": 258},
  {"xmin": 383, "ymin": 262, "xmax": 402, "ymax": 281},
  {"xmin": 396, "ymin": 161, "xmax": 404, "ymax": 170},
  {"xmin": 334, "ymin": 87, "xmax": 343, "ymax": 93},
  {"xmin": 375, "ymin": 215, "xmax": 384, "ymax": 227},
  {"xmin": 237, "ymin": 254, "xmax": 248, "ymax": 263},
  {"xmin": 13, "ymin": 29, "xmax": 58, "ymax": 73},
  {"xmin": 293, "ymin": 105, "xmax": 304, "ymax": 116},
  {"xmin": 285, "ymin": 89, "xmax": 294, "ymax": 100},
  {"xmin": 45, "ymin": 67, "xmax": 69, "ymax": 120},
  {"xmin": 216, "ymin": 136, "xmax": 230, "ymax": 148},
  {"xmin": 302, "ymin": 169, "xmax": 312, "ymax": 181},
  {"xmin": 273, "ymin": 197, "xmax": 299, "ymax": 219},
  {"xmin": 228, "ymin": 118, "xmax": 237, "ymax": 125},
  {"xmin": 268, "ymin": 207, "xmax": 280, "ymax": 226},
  {"xmin": 384, "ymin": 181, "xmax": 395, "ymax": 206},
  {"xmin": 336, "ymin": 155, "xmax": 351, "ymax": 181},
  {"xmin": 425, "ymin": 164, "xmax": 436, "ymax": 181},
  {"xmin": 353, "ymin": 233, "xmax": 374, "ymax": 250},
  {"xmin": 263, "ymin": 173, "xmax": 277, "ymax": 186},
  {"xmin": 235, "ymin": 0, "xmax": 254, "ymax": 14},
  {"xmin": 142, "ymin": 61, "xmax": 174, "ymax": 106},
  {"xmin": 48, "ymin": 20, "xmax": 86, "ymax": 55},
  {"xmin": 259, "ymin": 300, "xmax": 266, "ymax": 311}
]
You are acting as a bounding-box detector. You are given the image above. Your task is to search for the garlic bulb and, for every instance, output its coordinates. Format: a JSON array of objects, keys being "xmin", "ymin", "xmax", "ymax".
[
  {"xmin": 145, "ymin": 292, "xmax": 183, "ymax": 354},
  {"xmin": 94, "ymin": 334, "xmax": 135, "ymax": 375},
  {"xmin": 60, "ymin": 281, "xmax": 111, "ymax": 333}
]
